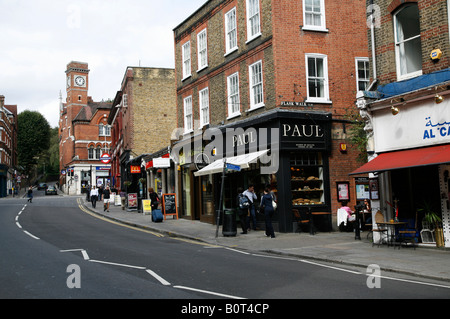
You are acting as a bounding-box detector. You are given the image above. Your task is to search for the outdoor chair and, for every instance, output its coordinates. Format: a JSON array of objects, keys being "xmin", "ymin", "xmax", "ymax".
[
  {"xmin": 293, "ymin": 209, "xmax": 311, "ymax": 234},
  {"xmin": 398, "ymin": 212, "xmax": 418, "ymax": 250},
  {"xmin": 373, "ymin": 211, "xmax": 388, "ymax": 247}
]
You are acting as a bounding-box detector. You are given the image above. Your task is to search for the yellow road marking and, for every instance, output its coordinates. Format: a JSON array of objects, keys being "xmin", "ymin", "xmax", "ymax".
[{"xmin": 77, "ymin": 198, "xmax": 164, "ymax": 238}]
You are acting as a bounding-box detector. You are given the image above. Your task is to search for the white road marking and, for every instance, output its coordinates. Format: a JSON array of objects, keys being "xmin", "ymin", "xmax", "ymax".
[
  {"xmin": 89, "ymin": 259, "xmax": 147, "ymax": 270},
  {"xmin": 174, "ymin": 285, "xmax": 245, "ymax": 299},
  {"xmin": 146, "ymin": 269, "xmax": 171, "ymax": 286},
  {"xmin": 23, "ymin": 230, "xmax": 40, "ymax": 240}
]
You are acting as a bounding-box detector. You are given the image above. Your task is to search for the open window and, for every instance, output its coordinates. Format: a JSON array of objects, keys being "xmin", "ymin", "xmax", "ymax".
[{"xmin": 394, "ymin": 4, "xmax": 422, "ymax": 80}]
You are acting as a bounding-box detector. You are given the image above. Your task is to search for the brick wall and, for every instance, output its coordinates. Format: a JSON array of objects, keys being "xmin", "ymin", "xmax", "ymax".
[
  {"xmin": 370, "ymin": 0, "xmax": 450, "ymax": 85},
  {"xmin": 174, "ymin": 0, "xmax": 370, "ymax": 224},
  {"xmin": 121, "ymin": 67, "xmax": 176, "ymax": 156}
]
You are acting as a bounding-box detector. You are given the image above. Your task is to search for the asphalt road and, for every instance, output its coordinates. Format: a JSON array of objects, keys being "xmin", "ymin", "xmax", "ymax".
[{"xmin": 1, "ymin": 189, "xmax": 450, "ymax": 306}]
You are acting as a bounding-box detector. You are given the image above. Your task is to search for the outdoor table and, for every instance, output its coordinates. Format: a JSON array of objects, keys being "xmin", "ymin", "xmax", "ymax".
[{"xmin": 376, "ymin": 221, "xmax": 407, "ymax": 247}]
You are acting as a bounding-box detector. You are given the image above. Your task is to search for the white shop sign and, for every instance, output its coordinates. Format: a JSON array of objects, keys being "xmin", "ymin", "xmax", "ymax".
[{"xmin": 372, "ymin": 99, "xmax": 450, "ymax": 153}]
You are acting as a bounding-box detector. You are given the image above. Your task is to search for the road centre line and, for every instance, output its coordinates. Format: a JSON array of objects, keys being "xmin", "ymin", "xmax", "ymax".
[
  {"xmin": 23, "ymin": 230, "xmax": 40, "ymax": 240},
  {"xmin": 15, "ymin": 204, "xmax": 40, "ymax": 240}
]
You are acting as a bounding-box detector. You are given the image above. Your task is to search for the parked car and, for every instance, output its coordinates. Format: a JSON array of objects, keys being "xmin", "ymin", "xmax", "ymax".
[
  {"xmin": 37, "ymin": 183, "xmax": 47, "ymax": 190},
  {"xmin": 45, "ymin": 186, "xmax": 57, "ymax": 195}
]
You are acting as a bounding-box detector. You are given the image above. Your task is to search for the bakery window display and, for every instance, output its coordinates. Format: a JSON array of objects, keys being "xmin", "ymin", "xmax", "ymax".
[{"xmin": 290, "ymin": 153, "xmax": 325, "ymax": 207}]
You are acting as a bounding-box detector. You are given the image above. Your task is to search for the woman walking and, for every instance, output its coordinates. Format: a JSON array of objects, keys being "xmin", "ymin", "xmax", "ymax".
[{"xmin": 260, "ymin": 187, "xmax": 276, "ymax": 238}]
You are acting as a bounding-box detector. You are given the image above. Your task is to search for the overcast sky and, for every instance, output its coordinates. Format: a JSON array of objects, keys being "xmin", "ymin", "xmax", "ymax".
[{"xmin": 0, "ymin": 0, "xmax": 207, "ymax": 128}]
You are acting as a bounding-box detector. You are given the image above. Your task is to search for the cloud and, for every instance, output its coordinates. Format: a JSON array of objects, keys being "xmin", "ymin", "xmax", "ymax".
[{"xmin": 0, "ymin": 0, "xmax": 207, "ymax": 127}]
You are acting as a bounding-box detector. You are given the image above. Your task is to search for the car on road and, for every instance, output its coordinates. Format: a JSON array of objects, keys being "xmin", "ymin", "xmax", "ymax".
[
  {"xmin": 45, "ymin": 186, "xmax": 58, "ymax": 195},
  {"xmin": 37, "ymin": 183, "xmax": 47, "ymax": 190}
]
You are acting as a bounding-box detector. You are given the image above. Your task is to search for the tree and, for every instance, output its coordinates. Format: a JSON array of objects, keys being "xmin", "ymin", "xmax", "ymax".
[{"xmin": 17, "ymin": 110, "xmax": 51, "ymax": 179}]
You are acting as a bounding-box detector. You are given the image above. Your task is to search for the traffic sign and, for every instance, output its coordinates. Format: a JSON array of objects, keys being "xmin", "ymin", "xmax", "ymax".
[
  {"xmin": 101, "ymin": 153, "xmax": 111, "ymax": 164},
  {"xmin": 226, "ymin": 163, "xmax": 241, "ymax": 172}
]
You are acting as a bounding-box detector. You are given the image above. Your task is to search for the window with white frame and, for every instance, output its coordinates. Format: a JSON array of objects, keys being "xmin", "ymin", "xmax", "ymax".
[
  {"xmin": 227, "ymin": 72, "xmax": 240, "ymax": 117},
  {"xmin": 96, "ymin": 147, "xmax": 101, "ymax": 159},
  {"xmin": 99, "ymin": 124, "xmax": 111, "ymax": 136},
  {"xmin": 246, "ymin": 0, "xmax": 261, "ymax": 41},
  {"xmin": 197, "ymin": 29, "xmax": 208, "ymax": 71},
  {"xmin": 249, "ymin": 60, "xmax": 264, "ymax": 109},
  {"xmin": 199, "ymin": 88, "xmax": 210, "ymax": 127},
  {"xmin": 306, "ymin": 54, "xmax": 329, "ymax": 102},
  {"xmin": 122, "ymin": 94, "xmax": 128, "ymax": 107},
  {"xmin": 355, "ymin": 58, "xmax": 370, "ymax": 91},
  {"xmin": 303, "ymin": 0, "xmax": 327, "ymax": 31},
  {"xmin": 394, "ymin": 4, "xmax": 422, "ymax": 80},
  {"xmin": 225, "ymin": 8, "xmax": 238, "ymax": 54},
  {"xmin": 88, "ymin": 146, "xmax": 95, "ymax": 160},
  {"xmin": 182, "ymin": 41, "xmax": 191, "ymax": 79},
  {"xmin": 184, "ymin": 96, "xmax": 193, "ymax": 133}
]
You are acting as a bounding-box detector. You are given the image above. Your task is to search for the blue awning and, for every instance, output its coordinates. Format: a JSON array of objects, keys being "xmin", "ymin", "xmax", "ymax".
[{"xmin": 377, "ymin": 68, "xmax": 450, "ymax": 99}]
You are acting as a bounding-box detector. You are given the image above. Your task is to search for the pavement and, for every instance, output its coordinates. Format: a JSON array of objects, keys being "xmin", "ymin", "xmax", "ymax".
[{"xmin": 81, "ymin": 197, "xmax": 450, "ymax": 283}]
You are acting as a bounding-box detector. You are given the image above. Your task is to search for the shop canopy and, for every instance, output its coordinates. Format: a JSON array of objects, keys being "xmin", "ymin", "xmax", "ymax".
[
  {"xmin": 350, "ymin": 144, "xmax": 450, "ymax": 175},
  {"xmin": 194, "ymin": 150, "xmax": 269, "ymax": 177}
]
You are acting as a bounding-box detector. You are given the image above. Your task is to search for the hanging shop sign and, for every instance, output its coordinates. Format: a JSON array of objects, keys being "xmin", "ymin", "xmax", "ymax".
[
  {"xmin": 130, "ymin": 165, "xmax": 141, "ymax": 174},
  {"xmin": 153, "ymin": 157, "xmax": 171, "ymax": 168}
]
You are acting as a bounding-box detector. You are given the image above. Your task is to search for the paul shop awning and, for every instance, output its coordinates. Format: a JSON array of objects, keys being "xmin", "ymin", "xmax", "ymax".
[
  {"xmin": 350, "ymin": 144, "xmax": 450, "ymax": 175},
  {"xmin": 194, "ymin": 150, "xmax": 269, "ymax": 177}
]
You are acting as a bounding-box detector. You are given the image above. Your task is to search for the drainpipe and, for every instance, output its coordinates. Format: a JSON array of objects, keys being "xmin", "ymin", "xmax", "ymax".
[{"xmin": 369, "ymin": 0, "xmax": 377, "ymax": 85}]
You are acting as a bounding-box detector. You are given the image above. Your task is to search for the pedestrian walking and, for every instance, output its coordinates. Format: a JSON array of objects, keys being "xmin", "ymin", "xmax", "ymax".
[
  {"xmin": 148, "ymin": 188, "xmax": 160, "ymax": 211},
  {"xmin": 98, "ymin": 185, "xmax": 103, "ymax": 201},
  {"xmin": 27, "ymin": 186, "xmax": 33, "ymax": 203},
  {"xmin": 120, "ymin": 189, "xmax": 126, "ymax": 210},
  {"xmin": 242, "ymin": 184, "xmax": 257, "ymax": 231},
  {"xmin": 236, "ymin": 187, "xmax": 249, "ymax": 234},
  {"xmin": 90, "ymin": 186, "xmax": 99, "ymax": 208},
  {"xmin": 103, "ymin": 185, "xmax": 111, "ymax": 212},
  {"xmin": 260, "ymin": 187, "xmax": 275, "ymax": 238}
]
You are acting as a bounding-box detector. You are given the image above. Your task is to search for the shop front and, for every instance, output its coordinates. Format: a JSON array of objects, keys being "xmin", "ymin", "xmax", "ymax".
[
  {"xmin": 175, "ymin": 109, "xmax": 333, "ymax": 233},
  {"xmin": 355, "ymin": 87, "xmax": 450, "ymax": 247}
]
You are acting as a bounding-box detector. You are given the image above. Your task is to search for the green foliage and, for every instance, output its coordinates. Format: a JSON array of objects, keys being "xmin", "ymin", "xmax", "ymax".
[
  {"xmin": 17, "ymin": 110, "xmax": 51, "ymax": 176},
  {"xmin": 344, "ymin": 107, "xmax": 368, "ymax": 163}
]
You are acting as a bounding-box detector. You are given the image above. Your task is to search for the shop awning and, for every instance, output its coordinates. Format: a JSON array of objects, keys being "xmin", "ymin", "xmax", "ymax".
[
  {"xmin": 350, "ymin": 144, "xmax": 450, "ymax": 175},
  {"xmin": 194, "ymin": 150, "xmax": 269, "ymax": 177}
]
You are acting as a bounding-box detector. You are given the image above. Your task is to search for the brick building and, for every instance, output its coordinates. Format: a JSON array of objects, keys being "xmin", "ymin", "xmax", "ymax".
[
  {"xmin": 108, "ymin": 67, "xmax": 176, "ymax": 195},
  {"xmin": 59, "ymin": 61, "xmax": 112, "ymax": 195},
  {"xmin": 354, "ymin": 0, "xmax": 450, "ymax": 246},
  {"xmin": 0, "ymin": 95, "xmax": 18, "ymax": 197},
  {"xmin": 173, "ymin": 0, "xmax": 368, "ymax": 231}
]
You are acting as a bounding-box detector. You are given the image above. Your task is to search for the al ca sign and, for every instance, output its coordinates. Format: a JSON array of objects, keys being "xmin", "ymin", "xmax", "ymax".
[{"xmin": 373, "ymin": 99, "xmax": 449, "ymax": 152}]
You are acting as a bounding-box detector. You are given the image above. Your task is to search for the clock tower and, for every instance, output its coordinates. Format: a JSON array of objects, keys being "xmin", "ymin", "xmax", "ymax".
[{"xmin": 65, "ymin": 61, "xmax": 89, "ymax": 116}]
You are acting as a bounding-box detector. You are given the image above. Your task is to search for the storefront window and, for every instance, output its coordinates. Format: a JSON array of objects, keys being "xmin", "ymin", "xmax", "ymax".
[
  {"xmin": 182, "ymin": 168, "xmax": 191, "ymax": 217},
  {"xmin": 290, "ymin": 152, "xmax": 325, "ymax": 206},
  {"xmin": 201, "ymin": 175, "xmax": 214, "ymax": 216}
]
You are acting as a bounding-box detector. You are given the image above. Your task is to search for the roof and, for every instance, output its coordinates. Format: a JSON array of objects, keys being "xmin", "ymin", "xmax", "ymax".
[{"xmin": 73, "ymin": 101, "xmax": 112, "ymax": 122}]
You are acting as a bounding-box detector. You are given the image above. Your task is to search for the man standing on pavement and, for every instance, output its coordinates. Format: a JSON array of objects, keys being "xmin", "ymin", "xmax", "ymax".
[{"xmin": 243, "ymin": 184, "xmax": 257, "ymax": 231}]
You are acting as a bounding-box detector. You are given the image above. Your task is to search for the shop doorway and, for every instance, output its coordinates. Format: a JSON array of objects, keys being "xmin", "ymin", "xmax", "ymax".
[{"xmin": 391, "ymin": 165, "xmax": 441, "ymax": 222}]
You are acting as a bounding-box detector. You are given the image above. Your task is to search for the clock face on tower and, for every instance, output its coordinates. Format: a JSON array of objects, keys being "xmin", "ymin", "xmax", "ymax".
[{"xmin": 74, "ymin": 75, "xmax": 86, "ymax": 87}]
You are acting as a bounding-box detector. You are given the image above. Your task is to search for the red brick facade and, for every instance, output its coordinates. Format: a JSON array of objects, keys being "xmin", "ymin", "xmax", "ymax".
[
  {"xmin": 174, "ymin": 0, "xmax": 368, "ymax": 230},
  {"xmin": 59, "ymin": 61, "xmax": 112, "ymax": 195}
]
